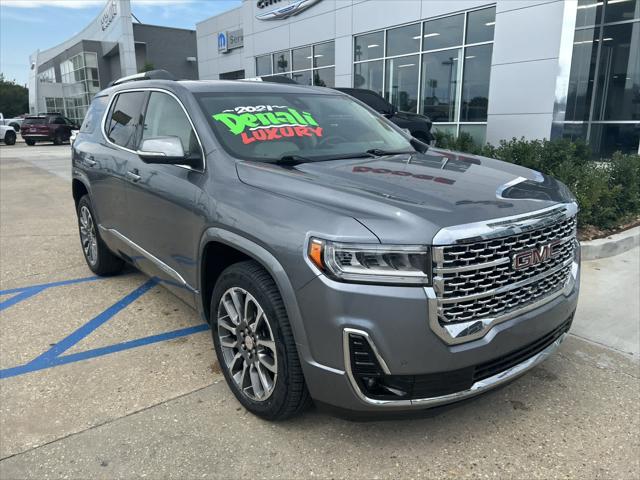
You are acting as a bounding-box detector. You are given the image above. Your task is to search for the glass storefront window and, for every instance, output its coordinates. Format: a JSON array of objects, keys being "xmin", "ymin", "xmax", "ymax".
[
  {"xmin": 355, "ymin": 8, "xmax": 495, "ymax": 142},
  {"xmin": 313, "ymin": 42, "xmax": 335, "ymax": 68},
  {"xmin": 354, "ymin": 60, "xmax": 383, "ymax": 95},
  {"xmin": 432, "ymin": 124, "xmax": 457, "ymax": 137},
  {"xmin": 85, "ymin": 52, "xmax": 98, "ymax": 68},
  {"xmin": 292, "ymin": 46, "xmax": 311, "ymax": 71},
  {"xmin": 386, "ymin": 23, "xmax": 421, "ymax": 57},
  {"xmin": 558, "ymin": 0, "xmax": 640, "ymax": 156},
  {"xmin": 566, "ymin": 27, "xmax": 599, "ymax": 121},
  {"xmin": 273, "ymin": 51, "xmax": 290, "ymax": 73},
  {"xmin": 423, "ymin": 14, "xmax": 464, "ymax": 51},
  {"xmin": 291, "ymin": 69, "xmax": 312, "ymax": 85},
  {"xmin": 314, "ymin": 67, "xmax": 335, "ymax": 87},
  {"xmin": 385, "ymin": 55, "xmax": 419, "ymax": 113},
  {"xmin": 589, "ymin": 123, "xmax": 640, "ymax": 157},
  {"xmin": 593, "ymin": 22, "xmax": 640, "ymax": 121},
  {"xmin": 459, "ymin": 124, "xmax": 487, "ymax": 145},
  {"xmin": 256, "ymin": 55, "xmax": 272, "ymax": 76},
  {"xmin": 576, "ymin": 0, "xmax": 603, "ymax": 27},
  {"xmin": 604, "ymin": 0, "xmax": 639, "ymax": 23},
  {"xmin": 461, "ymin": 44, "xmax": 492, "ymax": 122},
  {"xmin": 354, "ymin": 31, "xmax": 384, "ymax": 61},
  {"xmin": 256, "ymin": 42, "xmax": 335, "ymax": 86},
  {"xmin": 466, "ymin": 7, "xmax": 496, "ymax": 44},
  {"xmin": 421, "ymin": 48, "xmax": 461, "ymax": 122}
]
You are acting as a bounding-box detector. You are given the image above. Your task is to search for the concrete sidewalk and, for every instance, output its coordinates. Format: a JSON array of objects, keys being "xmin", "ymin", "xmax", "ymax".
[{"xmin": 574, "ymin": 246, "xmax": 640, "ymax": 358}]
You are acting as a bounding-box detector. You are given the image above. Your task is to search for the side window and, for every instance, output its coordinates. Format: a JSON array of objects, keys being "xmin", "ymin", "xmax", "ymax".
[
  {"xmin": 81, "ymin": 95, "xmax": 108, "ymax": 134},
  {"xmin": 51, "ymin": 116, "xmax": 65, "ymax": 125},
  {"xmin": 105, "ymin": 91, "xmax": 147, "ymax": 149},
  {"xmin": 142, "ymin": 92, "xmax": 201, "ymax": 161}
]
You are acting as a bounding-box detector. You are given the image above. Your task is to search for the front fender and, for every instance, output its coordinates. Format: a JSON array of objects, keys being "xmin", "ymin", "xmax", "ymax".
[{"xmin": 197, "ymin": 227, "xmax": 314, "ymax": 361}]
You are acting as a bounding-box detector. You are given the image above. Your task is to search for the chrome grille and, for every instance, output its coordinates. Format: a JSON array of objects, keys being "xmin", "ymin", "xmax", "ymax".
[{"xmin": 433, "ymin": 214, "xmax": 577, "ymax": 326}]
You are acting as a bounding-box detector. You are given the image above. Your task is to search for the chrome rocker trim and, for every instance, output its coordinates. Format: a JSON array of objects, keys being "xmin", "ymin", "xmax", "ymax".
[
  {"xmin": 343, "ymin": 327, "xmax": 567, "ymax": 408},
  {"xmin": 99, "ymin": 226, "xmax": 196, "ymax": 293}
]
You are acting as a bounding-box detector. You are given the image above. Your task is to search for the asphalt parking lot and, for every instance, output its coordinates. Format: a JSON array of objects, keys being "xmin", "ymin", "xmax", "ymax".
[{"xmin": 1, "ymin": 142, "xmax": 639, "ymax": 479}]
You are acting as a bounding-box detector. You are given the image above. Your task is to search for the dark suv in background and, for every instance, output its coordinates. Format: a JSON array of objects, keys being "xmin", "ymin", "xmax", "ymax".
[
  {"xmin": 21, "ymin": 113, "xmax": 79, "ymax": 146},
  {"xmin": 334, "ymin": 88, "xmax": 434, "ymax": 144}
]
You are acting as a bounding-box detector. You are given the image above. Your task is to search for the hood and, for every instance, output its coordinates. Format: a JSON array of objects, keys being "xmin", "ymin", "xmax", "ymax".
[{"xmin": 236, "ymin": 148, "xmax": 575, "ymax": 244}]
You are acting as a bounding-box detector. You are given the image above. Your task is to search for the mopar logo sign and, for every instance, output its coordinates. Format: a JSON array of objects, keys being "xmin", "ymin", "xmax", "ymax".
[
  {"xmin": 218, "ymin": 32, "xmax": 228, "ymax": 52},
  {"xmin": 256, "ymin": 0, "xmax": 322, "ymax": 20},
  {"xmin": 218, "ymin": 29, "xmax": 243, "ymax": 53}
]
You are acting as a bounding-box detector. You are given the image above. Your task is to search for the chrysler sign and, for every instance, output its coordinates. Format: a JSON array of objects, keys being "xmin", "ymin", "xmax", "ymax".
[{"xmin": 256, "ymin": 0, "xmax": 322, "ymax": 20}]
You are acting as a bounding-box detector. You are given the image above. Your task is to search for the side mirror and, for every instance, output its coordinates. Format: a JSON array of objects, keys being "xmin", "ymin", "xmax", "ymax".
[
  {"xmin": 410, "ymin": 137, "xmax": 429, "ymax": 153},
  {"xmin": 137, "ymin": 136, "xmax": 195, "ymax": 166}
]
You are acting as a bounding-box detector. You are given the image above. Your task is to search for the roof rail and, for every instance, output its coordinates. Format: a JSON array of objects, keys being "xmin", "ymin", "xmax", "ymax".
[{"xmin": 109, "ymin": 69, "xmax": 176, "ymax": 87}]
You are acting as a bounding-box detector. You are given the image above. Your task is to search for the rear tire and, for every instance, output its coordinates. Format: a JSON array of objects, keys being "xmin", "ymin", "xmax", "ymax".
[
  {"xmin": 25, "ymin": 138, "xmax": 35, "ymax": 146},
  {"xmin": 211, "ymin": 260, "xmax": 310, "ymax": 420},
  {"xmin": 77, "ymin": 195, "xmax": 124, "ymax": 276},
  {"xmin": 4, "ymin": 131, "xmax": 16, "ymax": 146}
]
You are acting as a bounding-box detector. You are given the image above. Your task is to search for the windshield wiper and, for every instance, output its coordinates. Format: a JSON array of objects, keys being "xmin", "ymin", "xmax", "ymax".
[{"xmin": 366, "ymin": 148, "xmax": 415, "ymax": 157}]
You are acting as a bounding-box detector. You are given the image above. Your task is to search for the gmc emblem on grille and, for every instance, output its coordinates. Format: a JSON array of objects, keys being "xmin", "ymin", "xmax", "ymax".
[{"xmin": 512, "ymin": 240, "xmax": 562, "ymax": 270}]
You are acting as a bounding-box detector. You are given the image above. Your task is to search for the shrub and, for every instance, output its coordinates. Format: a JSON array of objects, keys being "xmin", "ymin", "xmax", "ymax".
[{"xmin": 433, "ymin": 133, "xmax": 640, "ymax": 230}]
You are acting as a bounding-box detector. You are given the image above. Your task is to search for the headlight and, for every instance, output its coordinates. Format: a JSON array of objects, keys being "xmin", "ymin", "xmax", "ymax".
[{"xmin": 307, "ymin": 238, "xmax": 430, "ymax": 285}]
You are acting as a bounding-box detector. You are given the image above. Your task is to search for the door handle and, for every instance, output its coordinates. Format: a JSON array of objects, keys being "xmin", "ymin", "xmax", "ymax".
[
  {"xmin": 126, "ymin": 169, "xmax": 141, "ymax": 182},
  {"xmin": 84, "ymin": 156, "xmax": 96, "ymax": 167}
]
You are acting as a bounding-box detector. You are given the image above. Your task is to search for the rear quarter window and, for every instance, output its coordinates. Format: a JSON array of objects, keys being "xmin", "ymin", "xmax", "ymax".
[{"xmin": 80, "ymin": 96, "xmax": 108, "ymax": 134}]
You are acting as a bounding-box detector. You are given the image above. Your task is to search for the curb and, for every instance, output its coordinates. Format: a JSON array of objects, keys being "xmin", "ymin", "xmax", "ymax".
[{"xmin": 580, "ymin": 226, "xmax": 640, "ymax": 261}]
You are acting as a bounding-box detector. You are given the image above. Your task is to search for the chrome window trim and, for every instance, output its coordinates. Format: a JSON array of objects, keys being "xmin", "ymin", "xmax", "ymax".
[
  {"xmin": 99, "ymin": 225, "xmax": 196, "ymax": 293},
  {"xmin": 342, "ymin": 326, "xmax": 567, "ymax": 408},
  {"xmin": 100, "ymin": 87, "xmax": 205, "ymax": 173}
]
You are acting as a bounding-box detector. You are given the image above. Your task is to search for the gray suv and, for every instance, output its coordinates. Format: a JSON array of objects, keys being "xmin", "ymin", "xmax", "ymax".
[{"xmin": 72, "ymin": 72, "xmax": 580, "ymax": 420}]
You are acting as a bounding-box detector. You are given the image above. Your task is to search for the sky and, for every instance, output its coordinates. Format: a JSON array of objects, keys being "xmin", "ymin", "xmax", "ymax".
[{"xmin": 0, "ymin": 0, "xmax": 241, "ymax": 86}]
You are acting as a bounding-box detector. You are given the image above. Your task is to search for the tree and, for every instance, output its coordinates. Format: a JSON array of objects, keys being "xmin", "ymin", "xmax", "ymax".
[{"xmin": 0, "ymin": 74, "xmax": 29, "ymax": 117}]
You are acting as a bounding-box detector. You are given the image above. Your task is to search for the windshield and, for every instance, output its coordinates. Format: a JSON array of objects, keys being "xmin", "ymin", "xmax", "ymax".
[{"xmin": 196, "ymin": 92, "xmax": 413, "ymax": 162}]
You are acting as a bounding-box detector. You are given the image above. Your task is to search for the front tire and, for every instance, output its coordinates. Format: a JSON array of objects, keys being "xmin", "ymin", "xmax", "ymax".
[
  {"xmin": 77, "ymin": 195, "xmax": 124, "ymax": 276},
  {"xmin": 211, "ymin": 261, "xmax": 310, "ymax": 420},
  {"xmin": 53, "ymin": 131, "xmax": 64, "ymax": 145},
  {"xmin": 4, "ymin": 131, "xmax": 16, "ymax": 146}
]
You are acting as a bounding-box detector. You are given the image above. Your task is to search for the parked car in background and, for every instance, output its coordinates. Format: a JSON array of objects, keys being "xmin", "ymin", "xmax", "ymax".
[
  {"xmin": 0, "ymin": 125, "xmax": 17, "ymax": 145},
  {"xmin": 21, "ymin": 113, "xmax": 79, "ymax": 146},
  {"xmin": 0, "ymin": 113, "xmax": 23, "ymax": 133},
  {"xmin": 334, "ymin": 88, "xmax": 434, "ymax": 144}
]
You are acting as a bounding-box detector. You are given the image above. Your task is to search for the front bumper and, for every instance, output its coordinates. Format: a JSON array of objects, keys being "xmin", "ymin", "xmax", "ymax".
[{"xmin": 296, "ymin": 263, "xmax": 579, "ymax": 413}]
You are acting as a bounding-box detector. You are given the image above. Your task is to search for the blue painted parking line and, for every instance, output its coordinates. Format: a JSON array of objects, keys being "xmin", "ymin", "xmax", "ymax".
[
  {"xmin": 0, "ymin": 277, "xmax": 210, "ymax": 380},
  {"xmin": 0, "ymin": 275, "xmax": 104, "ymax": 312}
]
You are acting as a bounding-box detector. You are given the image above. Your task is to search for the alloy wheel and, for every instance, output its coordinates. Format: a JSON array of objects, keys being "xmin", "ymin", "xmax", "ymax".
[
  {"xmin": 79, "ymin": 205, "xmax": 98, "ymax": 266},
  {"xmin": 216, "ymin": 287, "xmax": 278, "ymax": 401}
]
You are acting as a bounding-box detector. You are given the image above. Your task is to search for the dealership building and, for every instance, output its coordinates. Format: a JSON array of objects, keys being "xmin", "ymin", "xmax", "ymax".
[
  {"xmin": 28, "ymin": 0, "xmax": 198, "ymax": 124},
  {"xmin": 197, "ymin": 0, "xmax": 640, "ymax": 157}
]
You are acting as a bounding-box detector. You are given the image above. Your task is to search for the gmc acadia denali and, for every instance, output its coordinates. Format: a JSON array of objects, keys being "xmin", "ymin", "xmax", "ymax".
[{"xmin": 72, "ymin": 71, "xmax": 580, "ymax": 420}]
